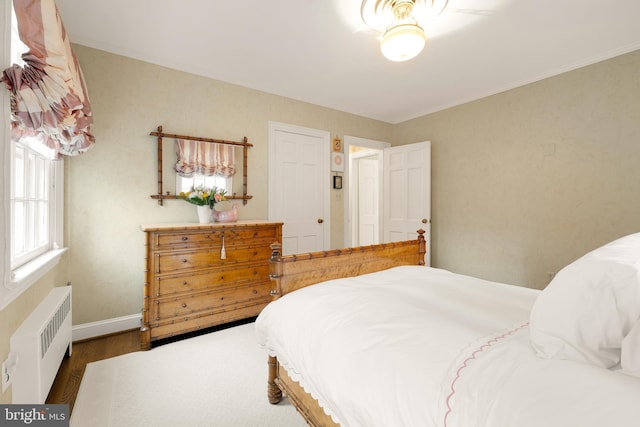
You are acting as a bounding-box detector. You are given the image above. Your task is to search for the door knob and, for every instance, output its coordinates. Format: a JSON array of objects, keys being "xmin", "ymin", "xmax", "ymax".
[{"xmin": 317, "ymin": 218, "xmax": 324, "ymax": 224}]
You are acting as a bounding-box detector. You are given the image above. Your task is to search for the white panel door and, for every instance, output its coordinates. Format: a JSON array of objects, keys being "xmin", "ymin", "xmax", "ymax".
[
  {"xmin": 383, "ymin": 141, "xmax": 431, "ymax": 265},
  {"xmin": 268, "ymin": 122, "xmax": 330, "ymax": 255},
  {"xmin": 358, "ymin": 158, "xmax": 379, "ymax": 246}
]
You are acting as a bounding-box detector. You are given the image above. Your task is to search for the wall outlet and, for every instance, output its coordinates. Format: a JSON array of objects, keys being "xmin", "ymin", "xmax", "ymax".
[{"xmin": 1, "ymin": 360, "xmax": 11, "ymax": 392}]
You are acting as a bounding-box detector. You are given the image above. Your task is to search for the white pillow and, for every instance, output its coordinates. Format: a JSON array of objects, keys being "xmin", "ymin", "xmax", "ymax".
[
  {"xmin": 530, "ymin": 233, "xmax": 640, "ymax": 371},
  {"xmin": 621, "ymin": 320, "xmax": 640, "ymax": 376}
]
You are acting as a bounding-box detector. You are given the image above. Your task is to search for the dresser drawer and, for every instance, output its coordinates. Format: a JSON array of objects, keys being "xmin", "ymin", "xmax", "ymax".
[
  {"xmin": 152, "ymin": 226, "xmax": 280, "ymax": 250},
  {"xmin": 149, "ymin": 303, "xmax": 269, "ymax": 341},
  {"xmin": 155, "ymin": 263, "xmax": 270, "ymax": 296},
  {"xmin": 154, "ymin": 245, "xmax": 273, "ymax": 274},
  {"xmin": 153, "ymin": 284, "xmax": 271, "ymax": 321},
  {"xmin": 141, "ymin": 221, "xmax": 283, "ymax": 349}
]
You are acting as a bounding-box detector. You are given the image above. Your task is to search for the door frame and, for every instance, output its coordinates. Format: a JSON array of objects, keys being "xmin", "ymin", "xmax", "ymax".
[
  {"xmin": 268, "ymin": 121, "xmax": 331, "ymax": 251},
  {"xmin": 343, "ymin": 136, "xmax": 390, "ymax": 248},
  {"xmin": 353, "ymin": 156, "xmax": 380, "ymax": 246}
]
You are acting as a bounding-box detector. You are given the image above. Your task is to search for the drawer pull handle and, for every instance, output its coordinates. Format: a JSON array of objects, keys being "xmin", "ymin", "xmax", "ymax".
[
  {"xmin": 253, "ymin": 290, "xmax": 258, "ymax": 294},
  {"xmin": 182, "ymin": 259, "xmax": 188, "ymax": 263},
  {"xmin": 221, "ymin": 236, "xmax": 226, "ymax": 260},
  {"xmin": 182, "ymin": 303, "xmax": 187, "ymax": 308},
  {"xmin": 182, "ymin": 236, "xmax": 188, "ymax": 241}
]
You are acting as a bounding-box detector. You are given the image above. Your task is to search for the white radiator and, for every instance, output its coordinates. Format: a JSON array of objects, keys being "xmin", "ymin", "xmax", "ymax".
[{"xmin": 10, "ymin": 286, "xmax": 72, "ymax": 404}]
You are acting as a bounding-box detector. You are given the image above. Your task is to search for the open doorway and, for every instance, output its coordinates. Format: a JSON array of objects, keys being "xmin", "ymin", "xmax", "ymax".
[{"xmin": 344, "ymin": 136, "xmax": 390, "ymax": 248}]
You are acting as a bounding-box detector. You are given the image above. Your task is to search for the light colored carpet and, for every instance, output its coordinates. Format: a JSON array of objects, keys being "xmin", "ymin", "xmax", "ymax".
[{"xmin": 71, "ymin": 323, "xmax": 306, "ymax": 427}]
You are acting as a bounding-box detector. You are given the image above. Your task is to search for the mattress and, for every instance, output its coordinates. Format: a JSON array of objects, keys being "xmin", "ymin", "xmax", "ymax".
[{"xmin": 255, "ymin": 265, "xmax": 640, "ymax": 427}]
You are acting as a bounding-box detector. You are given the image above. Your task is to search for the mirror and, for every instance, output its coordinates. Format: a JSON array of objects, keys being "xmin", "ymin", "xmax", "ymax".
[{"xmin": 149, "ymin": 126, "xmax": 252, "ymax": 205}]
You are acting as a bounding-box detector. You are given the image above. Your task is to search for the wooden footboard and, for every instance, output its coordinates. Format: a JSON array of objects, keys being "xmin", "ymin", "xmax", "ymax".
[
  {"xmin": 268, "ymin": 355, "xmax": 340, "ymax": 427},
  {"xmin": 268, "ymin": 229, "xmax": 426, "ymax": 298},
  {"xmin": 265, "ymin": 230, "xmax": 426, "ymax": 426}
]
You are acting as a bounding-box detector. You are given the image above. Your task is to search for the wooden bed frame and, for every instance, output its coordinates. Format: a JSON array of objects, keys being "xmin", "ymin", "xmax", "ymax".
[{"xmin": 265, "ymin": 230, "xmax": 426, "ymax": 426}]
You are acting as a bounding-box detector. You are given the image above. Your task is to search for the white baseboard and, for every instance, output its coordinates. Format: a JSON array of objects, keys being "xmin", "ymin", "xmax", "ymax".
[{"xmin": 73, "ymin": 313, "xmax": 141, "ymax": 342}]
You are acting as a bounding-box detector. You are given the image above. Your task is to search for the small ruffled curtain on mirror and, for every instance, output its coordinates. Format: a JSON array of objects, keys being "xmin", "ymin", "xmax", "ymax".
[
  {"xmin": 1, "ymin": 0, "xmax": 94, "ymax": 158},
  {"xmin": 175, "ymin": 139, "xmax": 236, "ymax": 178}
]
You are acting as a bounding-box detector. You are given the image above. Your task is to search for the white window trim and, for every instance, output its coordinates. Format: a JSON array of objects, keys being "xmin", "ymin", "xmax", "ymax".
[
  {"xmin": 4, "ymin": 156, "xmax": 66, "ymax": 307},
  {"xmin": 0, "ymin": 2, "xmax": 67, "ymax": 311},
  {"xmin": 1, "ymin": 130, "xmax": 67, "ymax": 310},
  {"xmin": 5, "ymin": 247, "xmax": 67, "ymax": 294},
  {"xmin": 1, "ymin": 0, "xmax": 12, "ymax": 310}
]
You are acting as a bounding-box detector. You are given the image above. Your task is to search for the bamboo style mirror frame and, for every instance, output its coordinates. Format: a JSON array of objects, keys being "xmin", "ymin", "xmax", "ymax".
[{"xmin": 149, "ymin": 125, "xmax": 253, "ymax": 206}]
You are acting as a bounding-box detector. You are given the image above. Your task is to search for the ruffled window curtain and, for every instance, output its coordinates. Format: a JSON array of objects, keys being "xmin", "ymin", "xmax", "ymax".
[
  {"xmin": 1, "ymin": 0, "xmax": 94, "ymax": 158},
  {"xmin": 175, "ymin": 139, "xmax": 236, "ymax": 178}
]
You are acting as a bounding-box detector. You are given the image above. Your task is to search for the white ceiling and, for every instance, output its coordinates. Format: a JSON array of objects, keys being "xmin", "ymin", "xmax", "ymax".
[{"xmin": 56, "ymin": 0, "xmax": 640, "ymax": 124}]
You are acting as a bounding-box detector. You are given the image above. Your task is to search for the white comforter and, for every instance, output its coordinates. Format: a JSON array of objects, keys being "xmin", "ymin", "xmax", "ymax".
[{"xmin": 255, "ymin": 266, "xmax": 640, "ymax": 427}]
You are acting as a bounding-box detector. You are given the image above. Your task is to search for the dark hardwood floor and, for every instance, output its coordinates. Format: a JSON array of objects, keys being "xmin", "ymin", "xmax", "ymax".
[{"xmin": 45, "ymin": 329, "xmax": 140, "ymax": 413}]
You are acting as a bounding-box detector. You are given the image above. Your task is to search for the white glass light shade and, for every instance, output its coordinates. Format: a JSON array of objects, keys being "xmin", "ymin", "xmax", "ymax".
[
  {"xmin": 361, "ymin": 0, "xmax": 450, "ymax": 33},
  {"xmin": 380, "ymin": 23, "xmax": 426, "ymax": 62}
]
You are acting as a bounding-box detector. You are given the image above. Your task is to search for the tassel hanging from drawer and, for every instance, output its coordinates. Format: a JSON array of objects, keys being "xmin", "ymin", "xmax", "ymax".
[{"xmin": 221, "ymin": 235, "xmax": 226, "ymax": 259}]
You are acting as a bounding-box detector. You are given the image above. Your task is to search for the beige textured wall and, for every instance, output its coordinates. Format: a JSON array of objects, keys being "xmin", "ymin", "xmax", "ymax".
[
  {"xmin": 395, "ymin": 50, "xmax": 640, "ymax": 289},
  {"xmin": 68, "ymin": 45, "xmax": 393, "ymax": 325}
]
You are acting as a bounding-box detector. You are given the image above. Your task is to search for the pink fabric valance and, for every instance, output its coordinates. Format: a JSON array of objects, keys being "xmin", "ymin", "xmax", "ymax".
[
  {"xmin": 1, "ymin": 0, "xmax": 94, "ymax": 157},
  {"xmin": 175, "ymin": 139, "xmax": 236, "ymax": 178}
]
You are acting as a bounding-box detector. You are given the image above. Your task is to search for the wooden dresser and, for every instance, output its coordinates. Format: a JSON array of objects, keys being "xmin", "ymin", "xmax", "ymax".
[{"xmin": 140, "ymin": 221, "xmax": 283, "ymax": 349}]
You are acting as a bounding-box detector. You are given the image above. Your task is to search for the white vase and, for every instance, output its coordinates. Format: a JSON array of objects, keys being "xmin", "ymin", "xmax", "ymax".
[{"xmin": 196, "ymin": 205, "xmax": 212, "ymax": 224}]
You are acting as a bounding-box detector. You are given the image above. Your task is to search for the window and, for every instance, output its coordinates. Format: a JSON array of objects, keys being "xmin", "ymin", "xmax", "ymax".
[
  {"xmin": 174, "ymin": 138, "xmax": 235, "ymax": 195},
  {"xmin": 0, "ymin": 3, "xmax": 66, "ymax": 310},
  {"xmin": 10, "ymin": 137, "xmax": 61, "ymax": 269}
]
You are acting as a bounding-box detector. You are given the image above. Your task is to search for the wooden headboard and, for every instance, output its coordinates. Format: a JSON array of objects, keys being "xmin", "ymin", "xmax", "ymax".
[{"xmin": 268, "ymin": 229, "xmax": 426, "ymax": 298}]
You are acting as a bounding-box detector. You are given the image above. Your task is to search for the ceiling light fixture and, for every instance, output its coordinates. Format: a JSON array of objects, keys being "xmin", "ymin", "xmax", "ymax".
[{"xmin": 361, "ymin": 0, "xmax": 449, "ymax": 62}]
